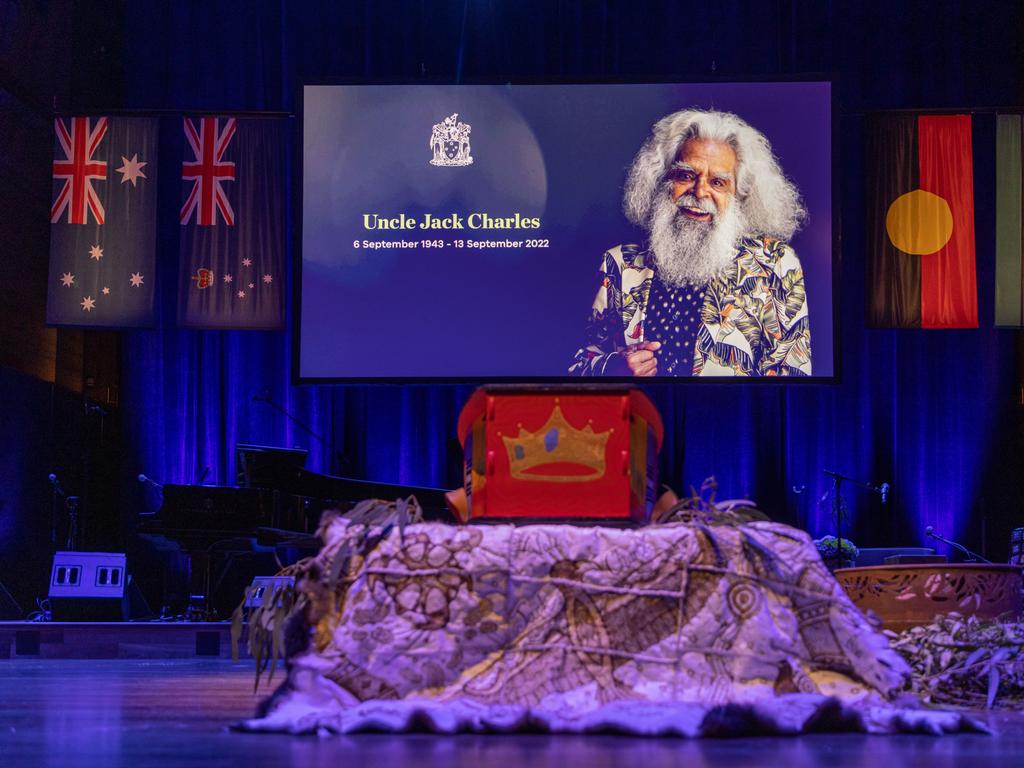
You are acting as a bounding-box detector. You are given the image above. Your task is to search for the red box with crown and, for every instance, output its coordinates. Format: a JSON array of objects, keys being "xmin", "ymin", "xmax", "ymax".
[{"xmin": 452, "ymin": 386, "xmax": 663, "ymax": 523}]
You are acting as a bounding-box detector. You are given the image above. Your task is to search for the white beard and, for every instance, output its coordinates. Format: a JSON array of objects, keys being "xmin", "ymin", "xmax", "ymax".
[{"xmin": 648, "ymin": 191, "xmax": 745, "ymax": 287}]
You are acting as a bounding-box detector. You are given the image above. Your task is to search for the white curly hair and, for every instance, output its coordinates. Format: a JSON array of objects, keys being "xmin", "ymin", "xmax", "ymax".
[{"xmin": 623, "ymin": 108, "xmax": 806, "ymax": 241}]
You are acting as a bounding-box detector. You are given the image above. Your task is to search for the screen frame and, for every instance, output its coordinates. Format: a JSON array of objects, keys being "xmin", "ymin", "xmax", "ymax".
[{"xmin": 292, "ymin": 75, "xmax": 841, "ymax": 386}]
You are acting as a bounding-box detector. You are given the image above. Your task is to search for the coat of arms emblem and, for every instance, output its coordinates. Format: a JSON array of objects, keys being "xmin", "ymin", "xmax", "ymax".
[
  {"xmin": 429, "ymin": 113, "xmax": 473, "ymax": 167},
  {"xmin": 191, "ymin": 267, "xmax": 215, "ymax": 289}
]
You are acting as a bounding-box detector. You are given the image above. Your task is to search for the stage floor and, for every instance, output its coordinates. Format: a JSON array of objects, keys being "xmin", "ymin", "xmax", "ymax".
[{"xmin": 1, "ymin": 658, "xmax": 1022, "ymax": 767}]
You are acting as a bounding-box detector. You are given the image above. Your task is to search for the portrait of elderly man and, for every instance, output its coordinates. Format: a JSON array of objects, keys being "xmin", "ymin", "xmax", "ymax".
[{"xmin": 569, "ymin": 109, "xmax": 812, "ymax": 377}]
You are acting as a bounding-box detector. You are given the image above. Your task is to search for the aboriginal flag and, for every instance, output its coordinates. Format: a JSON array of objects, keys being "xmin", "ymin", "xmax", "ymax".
[
  {"xmin": 995, "ymin": 114, "xmax": 1023, "ymax": 327},
  {"xmin": 866, "ymin": 115, "xmax": 978, "ymax": 328},
  {"xmin": 177, "ymin": 115, "xmax": 286, "ymax": 329}
]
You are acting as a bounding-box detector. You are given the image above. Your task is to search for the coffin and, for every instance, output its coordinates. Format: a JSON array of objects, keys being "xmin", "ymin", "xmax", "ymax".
[{"xmin": 452, "ymin": 386, "xmax": 663, "ymax": 523}]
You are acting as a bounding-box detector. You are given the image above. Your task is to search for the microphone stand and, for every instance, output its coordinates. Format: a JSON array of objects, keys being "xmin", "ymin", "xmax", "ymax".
[
  {"xmin": 65, "ymin": 496, "xmax": 81, "ymax": 551},
  {"xmin": 77, "ymin": 394, "xmax": 109, "ymax": 550},
  {"xmin": 822, "ymin": 470, "xmax": 888, "ymax": 569},
  {"xmin": 48, "ymin": 474, "xmax": 69, "ymax": 549},
  {"xmin": 253, "ymin": 392, "xmax": 347, "ymax": 473},
  {"xmin": 49, "ymin": 480, "xmax": 60, "ymax": 546},
  {"xmin": 927, "ymin": 529, "xmax": 990, "ymax": 563}
]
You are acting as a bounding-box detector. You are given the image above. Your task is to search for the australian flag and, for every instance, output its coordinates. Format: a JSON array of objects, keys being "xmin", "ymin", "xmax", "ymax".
[
  {"xmin": 46, "ymin": 116, "xmax": 158, "ymax": 327},
  {"xmin": 177, "ymin": 115, "xmax": 286, "ymax": 329}
]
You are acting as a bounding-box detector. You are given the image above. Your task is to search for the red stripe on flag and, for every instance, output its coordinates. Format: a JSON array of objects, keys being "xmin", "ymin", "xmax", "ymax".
[{"xmin": 917, "ymin": 115, "xmax": 978, "ymax": 328}]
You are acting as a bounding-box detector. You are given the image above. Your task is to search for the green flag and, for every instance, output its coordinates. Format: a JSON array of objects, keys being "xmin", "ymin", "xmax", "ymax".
[{"xmin": 995, "ymin": 114, "xmax": 1023, "ymax": 327}]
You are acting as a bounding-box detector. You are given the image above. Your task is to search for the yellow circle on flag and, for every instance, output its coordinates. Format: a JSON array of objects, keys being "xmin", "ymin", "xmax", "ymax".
[{"xmin": 885, "ymin": 189, "xmax": 954, "ymax": 255}]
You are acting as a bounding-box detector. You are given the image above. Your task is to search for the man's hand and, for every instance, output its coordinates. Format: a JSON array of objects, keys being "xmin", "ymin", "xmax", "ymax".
[{"xmin": 623, "ymin": 341, "xmax": 661, "ymax": 377}]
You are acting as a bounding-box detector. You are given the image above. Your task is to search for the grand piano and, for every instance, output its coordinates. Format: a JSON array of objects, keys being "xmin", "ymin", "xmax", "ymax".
[{"xmin": 139, "ymin": 448, "xmax": 452, "ymax": 617}]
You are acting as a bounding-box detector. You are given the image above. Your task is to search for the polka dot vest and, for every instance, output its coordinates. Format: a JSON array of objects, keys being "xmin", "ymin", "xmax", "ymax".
[{"xmin": 642, "ymin": 276, "xmax": 706, "ymax": 376}]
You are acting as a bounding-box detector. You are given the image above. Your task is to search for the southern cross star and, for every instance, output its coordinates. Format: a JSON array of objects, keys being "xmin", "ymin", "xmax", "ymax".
[{"xmin": 116, "ymin": 154, "xmax": 147, "ymax": 186}]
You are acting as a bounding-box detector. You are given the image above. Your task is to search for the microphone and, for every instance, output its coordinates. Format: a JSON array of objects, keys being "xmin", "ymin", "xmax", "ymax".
[
  {"xmin": 925, "ymin": 526, "xmax": 990, "ymax": 563},
  {"xmin": 48, "ymin": 473, "xmax": 66, "ymax": 497},
  {"xmin": 137, "ymin": 473, "xmax": 163, "ymax": 490}
]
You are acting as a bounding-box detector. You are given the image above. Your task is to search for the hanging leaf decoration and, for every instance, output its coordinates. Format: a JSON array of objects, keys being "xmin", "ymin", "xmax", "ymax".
[{"xmin": 230, "ymin": 496, "xmax": 426, "ymax": 691}]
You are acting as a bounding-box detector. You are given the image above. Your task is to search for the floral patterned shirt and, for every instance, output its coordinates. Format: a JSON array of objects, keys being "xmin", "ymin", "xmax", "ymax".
[{"xmin": 568, "ymin": 236, "xmax": 812, "ymax": 377}]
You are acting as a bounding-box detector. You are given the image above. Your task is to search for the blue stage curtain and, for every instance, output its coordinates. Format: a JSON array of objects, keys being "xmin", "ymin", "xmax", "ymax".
[{"xmin": 119, "ymin": 1, "xmax": 1023, "ymax": 558}]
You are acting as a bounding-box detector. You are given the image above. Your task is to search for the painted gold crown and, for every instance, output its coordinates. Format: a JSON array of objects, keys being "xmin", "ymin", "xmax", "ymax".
[{"xmin": 500, "ymin": 405, "xmax": 611, "ymax": 483}]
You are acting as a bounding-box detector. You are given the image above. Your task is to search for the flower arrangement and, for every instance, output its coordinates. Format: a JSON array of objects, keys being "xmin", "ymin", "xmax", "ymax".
[{"xmin": 813, "ymin": 535, "xmax": 859, "ymax": 562}]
